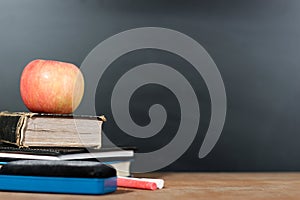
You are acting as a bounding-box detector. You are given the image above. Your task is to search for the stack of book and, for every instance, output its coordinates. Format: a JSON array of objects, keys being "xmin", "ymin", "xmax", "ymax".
[{"xmin": 0, "ymin": 111, "xmax": 134, "ymax": 177}]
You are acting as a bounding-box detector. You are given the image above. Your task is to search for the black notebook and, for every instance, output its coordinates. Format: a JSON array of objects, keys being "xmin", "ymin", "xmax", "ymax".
[
  {"xmin": 0, "ymin": 146, "xmax": 135, "ymax": 177},
  {"xmin": 0, "ymin": 146, "xmax": 134, "ymax": 161}
]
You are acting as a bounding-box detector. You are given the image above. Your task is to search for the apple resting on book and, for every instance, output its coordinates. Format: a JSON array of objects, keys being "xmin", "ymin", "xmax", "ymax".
[{"xmin": 20, "ymin": 59, "xmax": 85, "ymax": 114}]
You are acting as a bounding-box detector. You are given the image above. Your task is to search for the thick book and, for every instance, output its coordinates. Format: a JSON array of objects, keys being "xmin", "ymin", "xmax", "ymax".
[
  {"xmin": 0, "ymin": 146, "xmax": 135, "ymax": 177},
  {"xmin": 0, "ymin": 111, "xmax": 106, "ymax": 148}
]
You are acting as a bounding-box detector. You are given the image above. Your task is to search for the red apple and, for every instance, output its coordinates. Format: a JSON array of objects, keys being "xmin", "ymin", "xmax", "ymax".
[{"xmin": 20, "ymin": 59, "xmax": 85, "ymax": 114}]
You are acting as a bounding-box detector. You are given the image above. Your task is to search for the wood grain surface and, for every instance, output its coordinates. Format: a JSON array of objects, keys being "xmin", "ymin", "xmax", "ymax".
[{"xmin": 1, "ymin": 172, "xmax": 300, "ymax": 200}]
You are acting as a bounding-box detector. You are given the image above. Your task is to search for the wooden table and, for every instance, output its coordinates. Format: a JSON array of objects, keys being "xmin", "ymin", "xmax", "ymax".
[{"xmin": 1, "ymin": 172, "xmax": 300, "ymax": 200}]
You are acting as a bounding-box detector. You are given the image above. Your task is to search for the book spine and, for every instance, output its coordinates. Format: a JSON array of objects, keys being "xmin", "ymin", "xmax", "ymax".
[
  {"xmin": 0, "ymin": 114, "xmax": 24, "ymax": 146},
  {"xmin": 17, "ymin": 115, "xmax": 28, "ymax": 146}
]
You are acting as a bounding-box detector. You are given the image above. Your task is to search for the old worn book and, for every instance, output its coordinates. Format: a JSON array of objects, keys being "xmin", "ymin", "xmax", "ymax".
[{"xmin": 0, "ymin": 111, "xmax": 106, "ymax": 148}]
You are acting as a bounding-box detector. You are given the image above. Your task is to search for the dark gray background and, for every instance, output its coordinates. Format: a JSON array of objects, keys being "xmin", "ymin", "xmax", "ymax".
[{"xmin": 1, "ymin": 0, "xmax": 300, "ymax": 171}]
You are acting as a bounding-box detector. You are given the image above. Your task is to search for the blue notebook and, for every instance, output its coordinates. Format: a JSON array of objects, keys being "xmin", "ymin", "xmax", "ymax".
[{"xmin": 0, "ymin": 160, "xmax": 117, "ymax": 194}]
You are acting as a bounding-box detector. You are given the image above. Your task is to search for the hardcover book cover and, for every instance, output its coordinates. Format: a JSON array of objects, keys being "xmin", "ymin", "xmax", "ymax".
[{"xmin": 0, "ymin": 111, "xmax": 106, "ymax": 148}]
